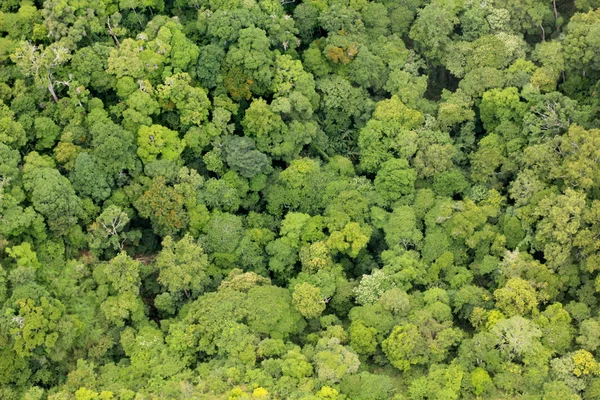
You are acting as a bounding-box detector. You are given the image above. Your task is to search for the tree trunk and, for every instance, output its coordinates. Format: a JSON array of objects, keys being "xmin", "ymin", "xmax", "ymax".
[
  {"xmin": 47, "ymin": 81, "xmax": 58, "ymax": 103},
  {"xmin": 107, "ymin": 17, "xmax": 121, "ymax": 47}
]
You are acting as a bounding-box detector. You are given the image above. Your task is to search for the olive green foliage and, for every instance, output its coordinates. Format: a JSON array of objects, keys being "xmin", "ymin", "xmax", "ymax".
[{"xmin": 1, "ymin": 0, "xmax": 600, "ymax": 399}]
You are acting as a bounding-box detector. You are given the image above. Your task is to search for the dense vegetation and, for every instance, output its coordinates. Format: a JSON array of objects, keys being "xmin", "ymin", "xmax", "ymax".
[{"xmin": 1, "ymin": 0, "xmax": 600, "ymax": 398}]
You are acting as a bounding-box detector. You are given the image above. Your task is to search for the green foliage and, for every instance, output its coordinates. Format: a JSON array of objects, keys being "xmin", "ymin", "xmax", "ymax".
[
  {"xmin": 137, "ymin": 124, "xmax": 185, "ymax": 164},
  {"xmin": 69, "ymin": 153, "xmax": 112, "ymax": 202},
  {"xmin": 383, "ymin": 323, "xmax": 428, "ymax": 372},
  {"xmin": 374, "ymin": 158, "xmax": 417, "ymax": 204},
  {"xmin": 6, "ymin": 296, "xmax": 82, "ymax": 361},
  {"xmin": 22, "ymin": 158, "xmax": 83, "ymax": 235},
  {"xmin": 2, "ymin": 1, "xmax": 600, "ymax": 398},
  {"xmin": 409, "ymin": 2, "xmax": 458, "ymax": 64},
  {"xmin": 224, "ymin": 136, "xmax": 271, "ymax": 178},
  {"xmin": 292, "ymin": 282, "xmax": 325, "ymax": 319},
  {"xmin": 246, "ymin": 285, "xmax": 306, "ymax": 339},
  {"xmin": 155, "ymin": 235, "xmax": 211, "ymax": 297},
  {"xmin": 340, "ymin": 371, "xmax": 393, "ymax": 399},
  {"xmin": 87, "ymin": 205, "xmax": 138, "ymax": 255},
  {"xmin": 224, "ymin": 27, "xmax": 274, "ymax": 98},
  {"xmin": 313, "ymin": 337, "xmax": 360, "ymax": 383}
]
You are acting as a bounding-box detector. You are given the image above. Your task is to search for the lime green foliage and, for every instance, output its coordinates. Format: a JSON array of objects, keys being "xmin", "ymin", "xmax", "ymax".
[
  {"xmin": 2, "ymin": 1, "xmax": 600, "ymax": 399},
  {"xmin": 292, "ymin": 282, "xmax": 325, "ymax": 319},
  {"xmin": 383, "ymin": 324, "xmax": 428, "ymax": 372},
  {"xmin": 137, "ymin": 124, "xmax": 185, "ymax": 164}
]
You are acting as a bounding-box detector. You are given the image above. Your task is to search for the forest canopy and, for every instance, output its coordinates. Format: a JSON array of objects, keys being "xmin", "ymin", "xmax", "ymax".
[{"xmin": 1, "ymin": 0, "xmax": 600, "ymax": 399}]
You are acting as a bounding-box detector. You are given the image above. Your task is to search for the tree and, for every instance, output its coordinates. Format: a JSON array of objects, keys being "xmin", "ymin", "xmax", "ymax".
[
  {"xmin": 246, "ymin": 286, "xmax": 306, "ymax": 339},
  {"xmin": 577, "ymin": 319, "xmax": 600, "ymax": 352},
  {"xmin": 480, "ymin": 87, "xmax": 527, "ymax": 133},
  {"xmin": 166, "ymin": 288, "xmax": 249, "ymax": 358},
  {"xmin": 458, "ymin": 67, "xmax": 505, "ymax": 98},
  {"xmin": 156, "ymin": 73, "xmax": 210, "ymax": 126},
  {"xmin": 347, "ymin": 47, "xmax": 388, "ymax": 90},
  {"xmin": 557, "ymin": 125, "xmax": 600, "ymax": 191},
  {"xmin": 327, "ymin": 222, "xmax": 371, "ymax": 258},
  {"xmin": 99, "ymin": 291, "xmax": 145, "ymax": 328},
  {"xmin": 69, "ymin": 152, "xmax": 112, "ymax": 202},
  {"xmin": 6, "ymin": 296, "xmax": 82, "ymax": 361},
  {"xmin": 70, "ymin": 44, "xmax": 115, "ymax": 91},
  {"xmin": 563, "ymin": 9, "xmax": 600, "ymax": 76},
  {"xmin": 340, "ymin": 372, "xmax": 393, "ymax": 400},
  {"xmin": 155, "ymin": 235, "xmax": 211, "ymax": 298},
  {"xmin": 384, "ymin": 69, "xmax": 427, "ymax": 108},
  {"xmin": 353, "ymin": 269, "xmax": 390, "ymax": 306},
  {"xmin": 470, "ymin": 367, "xmax": 494, "ymax": 397},
  {"xmin": 137, "ymin": 124, "xmax": 185, "ymax": 164},
  {"xmin": 271, "ymin": 54, "xmax": 319, "ymax": 112},
  {"xmin": 0, "ymin": 101, "xmax": 26, "ymax": 149},
  {"xmin": 348, "ymin": 321, "xmax": 378, "ymax": 356},
  {"xmin": 224, "ymin": 27, "xmax": 274, "ymax": 98},
  {"xmin": 202, "ymin": 211, "xmax": 244, "ymax": 269},
  {"xmin": 535, "ymin": 303, "xmax": 575, "ymax": 355},
  {"xmin": 357, "ymin": 96, "xmax": 423, "ymax": 173},
  {"xmin": 0, "ymin": 3, "xmax": 41, "ymax": 40},
  {"xmin": 202, "ymin": 171, "xmax": 249, "ymax": 213},
  {"xmin": 313, "ymin": 338, "xmax": 360, "ymax": 383},
  {"xmin": 409, "ymin": 2, "xmax": 458, "ymax": 65},
  {"xmin": 134, "ymin": 176, "xmax": 189, "ymax": 237},
  {"xmin": 491, "ymin": 316, "xmax": 543, "ymax": 358},
  {"xmin": 11, "ymin": 41, "xmax": 70, "ymax": 103},
  {"xmin": 280, "ymin": 349, "xmax": 313, "ymax": 381},
  {"xmin": 533, "ymin": 188, "xmax": 587, "ymax": 268},
  {"xmin": 292, "ymin": 282, "xmax": 325, "ymax": 319},
  {"xmin": 33, "ymin": 117, "xmax": 62, "ymax": 151},
  {"xmin": 374, "ymin": 158, "xmax": 417, "ymax": 204},
  {"xmin": 242, "ymin": 97, "xmax": 318, "ymax": 161},
  {"xmin": 383, "ymin": 206, "xmax": 423, "ymax": 249},
  {"xmin": 196, "ymin": 44, "xmax": 225, "ymax": 89},
  {"xmin": 22, "ymin": 159, "xmax": 83, "ymax": 235},
  {"xmin": 89, "ymin": 111, "xmax": 138, "ymax": 177},
  {"xmin": 224, "ymin": 136, "xmax": 271, "ymax": 178},
  {"xmin": 41, "ymin": 0, "xmax": 107, "ymax": 49},
  {"xmin": 382, "ymin": 323, "xmax": 428, "ymax": 372},
  {"xmin": 542, "ymin": 381, "xmax": 582, "ymax": 400},
  {"xmin": 407, "ymin": 365, "xmax": 462, "ymax": 399},
  {"xmin": 87, "ymin": 205, "xmax": 138, "ymax": 254},
  {"xmin": 494, "ymin": 277, "xmax": 539, "ymax": 317},
  {"xmin": 103, "ymin": 252, "xmax": 142, "ymax": 295},
  {"xmin": 413, "ymin": 129, "xmax": 455, "ymax": 179},
  {"xmin": 316, "ymin": 75, "xmax": 375, "ymax": 139},
  {"xmin": 470, "ymin": 133, "xmax": 507, "ymax": 185},
  {"xmin": 265, "ymin": 158, "xmax": 332, "ymax": 215},
  {"xmin": 436, "ymin": 89, "xmax": 475, "ymax": 131}
]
